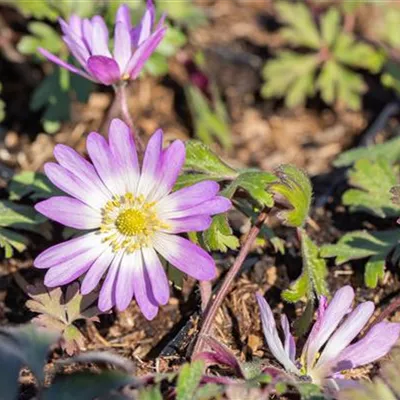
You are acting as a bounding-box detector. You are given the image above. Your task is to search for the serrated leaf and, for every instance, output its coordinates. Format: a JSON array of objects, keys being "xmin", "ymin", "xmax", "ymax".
[
  {"xmin": 174, "ymin": 174, "xmax": 221, "ymax": 191},
  {"xmin": 0, "ymin": 227, "xmax": 29, "ymax": 257},
  {"xmin": 0, "ymin": 200, "xmax": 46, "ymax": 232},
  {"xmin": 321, "ymin": 229, "xmax": 400, "ymax": 288},
  {"xmin": 276, "ymin": 2, "xmax": 321, "ymax": 49},
  {"xmin": 282, "ymin": 230, "xmax": 328, "ymax": 303},
  {"xmin": 334, "ymin": 136, "xmax": 400, "ymax": 167},
  {"xmin": 321, "ymin": 8, "xmax": 340, "ymax": 47},
  {"xmin": 261, "ymin": 52, "xmax": 318, "ymax": 107},
  {"xmin": 183, "ymin": 140, "xmax": 237, "ymax": 177},
  {"xmin": 176, "ymin": 361, "xmax": 204, "ymax": 400},
  {"xmin": 270, "ymin": 165, "xmax": 312, "ymax": 228},
  {"xmin": 42, "ymin": 371, "xmax": 133, "ymax": 400},
  {"xmin": 342, "ymin": 158, "xmax": 400, "ymax": 217},
  {"xmin": 203, "ymin": 214, "xmax": 239, "ymax": 253},
  {"xmin": 9, "ymin": 171, "xmax": 60, "ymax": 201}
]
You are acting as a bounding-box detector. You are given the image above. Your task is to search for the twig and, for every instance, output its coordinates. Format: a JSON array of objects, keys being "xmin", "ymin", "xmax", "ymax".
[
  {"xmin": 369, "ymin": 294, "xmax": 400, "ymax": 330},
  {"xmin": 191, "ymin": 207, "xmax": 270, "ymax": 358}
]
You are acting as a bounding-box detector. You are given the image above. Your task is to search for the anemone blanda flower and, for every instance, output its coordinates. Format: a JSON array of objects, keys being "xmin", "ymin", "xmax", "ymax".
[
  {"xmin": 34, "ymin": 118, "xmax": 231, "ymax": 320},
  {"xmin": 38, "ymin": 1, "xmax": 166, "ymax": 86},
  {"xmin": 256, "ymin": 286, "xmax": 400, "ymax": 393}
]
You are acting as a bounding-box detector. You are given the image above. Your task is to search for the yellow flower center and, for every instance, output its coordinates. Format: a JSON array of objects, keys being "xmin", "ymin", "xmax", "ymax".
[
  {"xmin": 116, "ymin": 209, "xmax": 147, "ymax": 236},
  {"xmin": 99, "ymin": 192, "xmax": 169, "ymax": 253}
]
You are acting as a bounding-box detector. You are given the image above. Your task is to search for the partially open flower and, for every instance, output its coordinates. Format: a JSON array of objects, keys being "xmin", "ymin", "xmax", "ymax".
[
  {"xmin": 256, "ymin": 286, "xmax": 400, "ymax": 393},
  {"xmin": 34, "ymin": 119, "xmax": 231, "ymax": 320},
  {"xmin": 39, "ymin": 1, "xmax": 166, "ymax": 86}
]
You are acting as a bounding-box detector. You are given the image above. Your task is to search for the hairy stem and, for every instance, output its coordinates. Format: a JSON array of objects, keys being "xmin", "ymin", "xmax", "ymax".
[
  {"xmin": 369, "ymin": 293, "xmax": 400, "ymax": 330},
  {"xmin": 192, "ymin": 208, "xmax": 270, "ymax": 358},
  {"xmin": 115, "ymin": 83, "xmax": 144, "ymax": 153}
]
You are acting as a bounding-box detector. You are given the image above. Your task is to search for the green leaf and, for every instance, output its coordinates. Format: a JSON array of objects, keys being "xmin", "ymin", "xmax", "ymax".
[
  {"xmin": 321, "ymin": 8, "xmax": 340, "ymax": 47},
  {"xmin": 194, "ymin": 384, "xmax": 224, "ymax": 400},
  {"xmin": 342, "ymin": 158, "xmax": 400, "ymax": 217},
  {"xmin": 321, "ymin": 229, "xmax": 400, "ymax": 288},
  {"xmin": 261, "ymin": 52, "xmax": 318, "ymax": 108},
  {"xmin": 6, "ymin": 0, "xmax": 59, "ymax": 20},
  {"xmin": 43, "ymin": 371, "xmax": 134, "ymax": 400},
  {"xmin": 269, "ymin": 165, "xmax": 312, "ymax": 228},
  {"xmin": 282, "ymin": 230, "xmax": 328, "ymax": 303},
  {"xmin": 0, "ymin": 200, "xmax": 46, "ymax": 232},
  {"xmin": 9, "ymin": 171, "xmax": 60, "ymax": 201},
  {"xmin": 276, "ymin": 2, "xmax": 321, "ymax": 49},
  {"xmin": 176, "ymin": 361, "xmax": 204, "ymax": 400},
  {"xmin": 203, "ymin": 214, "xmax": 239, "ymax": 253},
  {"xmin": 139, "ymin": 386, "xmax": 164, "ymax": 400},
  {"xmin": 334, "ymin": 136, "xmax": 400, "ymax": 167},
  {"xmin": 0, "ymin": 227, "xmax": 29, "ymax": 258},
  {"xmin": 156, "ymin": 25, "xmax": 187, "ymax": 57},
  {"xmin": 183, "ymin": 140, "xmax": 237, "ymax": 177},
  {"xmin": 174, "ymin": 173, "xmax": 220, "ymax": 191},
  {"xmin": 156, "ymin": 0, "xmax": 206, "ymax": 26}
]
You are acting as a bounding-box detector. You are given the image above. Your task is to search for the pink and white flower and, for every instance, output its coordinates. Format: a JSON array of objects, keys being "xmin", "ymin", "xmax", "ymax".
[
  {"xmin": 34, "ymin": 119, "xmax": 231, "ymax": 319},
  {"xmin": 256, "ymin": 286, "xmax": 400, "ymax": 392},
  {"xmin": 39, "ymin": 1, "xmax": 166, "ymax": 85}
]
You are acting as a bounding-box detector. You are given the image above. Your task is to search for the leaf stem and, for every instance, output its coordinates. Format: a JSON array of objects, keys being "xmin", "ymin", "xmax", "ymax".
[
  {"xmin": 191, "ymin": 207, "xmax": 270, "ymax": 358},
  {"xmin": 115, "ymin": 83, "xmax": 144, "ymax": 153}
]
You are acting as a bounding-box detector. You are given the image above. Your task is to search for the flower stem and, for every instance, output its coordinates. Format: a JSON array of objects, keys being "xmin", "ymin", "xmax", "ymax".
[
  {"xmin": 368, "ymin": 293, "xmax": 400, "ymax": 330},
  {"xmin": 192, "ymin": 207, "xmax": 270, "ymax": 358},
  {"xmin": 199, "ymin": 280, "xmax": 212, "ymax": 311},
  {"xmin": 115, "ymin": 83, "xmax": 144, "ymax": 153}
]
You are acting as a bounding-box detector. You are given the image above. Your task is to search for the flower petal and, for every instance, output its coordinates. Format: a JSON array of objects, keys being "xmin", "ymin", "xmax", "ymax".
[
  {"xmin": 132, "ymin": 250, "xmax": 159, "ymax": 320},
  {"xmin": 116, "ymin": 4, "xmax": 132, "ymax": 29},
  {"xmin": 115, "ymin": 252, "xmax": 136, "ymax": 311},
  {"xmin": 114, "ymin": 22, "xmax": 132, "ymax": 73},
  {"xmin": 38, "ymin": 48, "xmax": 93, "ymax": 81},
  {"xmin": 53, "ymin": 144, "xmax": 111, "ymax": 202},
  {"xmin": 44, "ymin": 162, "xmax": 105, "ymax": 209},
  {"xmin": 86, "ymin": 131, "xmax": 126, "ymax": 195},
  {"xmin": 153, "ymin": 232, "xmax": 216, "ymax": 280},
  {"xmin": 141, "ymin": 247, "xmax": 169, "ymax": 305},
  {"xmin": 87, "ymin": 55, "xmax": 120, "ymax": 85},
  {"xmin": 137, "ymin": 129, "xmax": 163, "ymax": 198},
  {"xmin": 108, "ymin": 118, "xmax": 140, "ymax": 193},
  {"xmin": 281, "ymin": 314, "xmax": 296, "ymax": 362},
  {"xmin": 304, "ymin": 286, "xmax": 354, "ymax": 369},
  {"xmin": 256, "ymin": 294, "xmax": 300, "ymax": 374},
  {"xmin": 91, "ymin": 17, "xmax": 112, "ymax": 57},
  {"xmin": 315, "ymin": 301, "xmax": 374, "ymax": 371},
  {"xmin": 82, "ymin": 18, "xmax": 93, "ymax": 51},
  {"xmin": 156, "ymin": 181, "xmax": 220, "ymax": 215},
  {"xmin": 35, "ymin": 197, "xmax": 102, "ymax": 229},
  {"xmin": 330, "ymin": 322, "xmax": 400, "ymax": 374},
  {"xmin": 34, "ymin": 232, "xmax": 102, "ymax": 269},
  {"xmin": 98, "ymin": 252, "xmax": 123, "ymax": 311},
  {"xmin": 81, "ymin": 247, "xmax": 115, "ymax": 295},
  {"xmin": 161, "ymin": 197, "xmax": 231, "ymax": 219},
  {"xmin": 126, "ymin": 27, "xmax": 166, "ymax": 80},
  {"xmin": 163, "ymin": 215, "xmax": 212, "ymax": 233},
  {"xmin": 149, "ymin": 139, "xmax": 185, "ymax": 202},
  {"xmin": 136, "ymin": 0, "xmax": 155, "ymax": 46}
]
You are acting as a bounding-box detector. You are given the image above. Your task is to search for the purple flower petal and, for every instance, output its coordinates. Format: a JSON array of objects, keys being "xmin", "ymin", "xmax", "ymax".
[
  {"xmin": 141, "ymin": 247, "xmax": 169, "ymax": 305},
  {"xmin": 116, "ymin": 4, "xmax": 132, "ymax": 30},
  {"xmin": 86, "ymin": 131, "xmax": 126, "ymax": 195},
  {"xmin": 115, "ymin": 252, "xmax": 136, "ymax": 311},
  {"xmin": 98, "ymin": 253, "xmax": 122, "ymax": 311},
  {"xmin": 87, "ymin": 55, "xmax": 121, "ymax": 85},
  {"xmin": 281, "ymin": 314, "xmax": 296, "ymax": 362},
  {"xmin": 35, "ymin": 196, "xmax": 101, "ymax": 229},
  {"xmin": 330, "ymin": 321, "xmax": 400, "ymax": 373},
  {"xmin": 126, "ymin": 27, "xmax": 167, "ymax": 80},
  {"xmin": 62, "ymin": 34, "xmax": 90, "ymax": 67},
  {"xmin": 149, "ymin": 139, "xmax": 185, "ymax": 202},
  {"xmin": 157, "ymin": 181, "xmax": 220, "ymax": 215},
  {"xmin": 303, "ymin": 286, "xmax": 354, "ymax": 369},
  {"xmin": 132, "ymin": 251, "xmax": 159, "ymax": 320},
  {"xmin": 114, "ymin": 22, "xmax": 132, "ymax": 73},
  {"xmin": 315, "ymin": 301, "xmax": 374, "ymax": 371},
  {"xmin": 136, "ymin": 0, "xmax": 155, "ymax": 46},
  {"xmin": 161, "ymin": 197, "xmax": 231, "ymax": 219},
  {"xmin": 44, "ymin": 245, "xmax": 102, "ymax": 287},
  {"xmin": 34, "ymin": 232, "xmax": 102, "ymax": 269},
  {"xmin": 163, "ymin": 215, "xmax": 212, "ymax": 233},
  {"xmin": 53, "ymin": 144, "xmax": 111, "ymax": 201},
  {"xmin": 153, "ymin": 232, "xmax": 216, "ymax": 280},
  {"xmin": 91, "ymin": 17, "xmax": 112, "ymax": 57},
  {"xmin": 137, "ymin": 129, "xmax": 163, "ymax": 198},
  {"xmin": 38, "ymin": 48, "xmax": 93, "ymax": 81},
  {"xmin": 256, "ymin": 293, "xmax": 300, "ymax": 374},
  {"xmin": 67, "ymin": 15, "xmax": 83, "ymax": 38},
  {"xmin": 44, "ymin": 162, "xmax": 105, "ymax": 209},
  {"xmin": 82, "ymin": 18, "xmax": 93, "ymax": 51},
  {"xmin": 108, "ymin": 118, "xmax": 140, "ymax": 193},
  {"xmin": 81, "ymin": 247, "xmax": 115, "ymax": 295}
]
